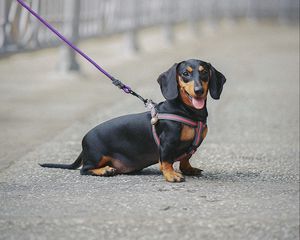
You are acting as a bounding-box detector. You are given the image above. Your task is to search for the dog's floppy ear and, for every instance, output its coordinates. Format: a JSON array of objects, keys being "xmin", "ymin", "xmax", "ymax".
[
  {"xmin": 208, "ymin": 63, "xmax": 226, "ymax": 100},
  {"xmin": 157, "ymin": 63, "xmax": 178, "ymax": 100}
]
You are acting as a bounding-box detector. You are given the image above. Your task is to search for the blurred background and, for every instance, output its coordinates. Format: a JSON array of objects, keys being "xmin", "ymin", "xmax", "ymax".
[
  {"xmin": 0, "ymin": 0, "xmax": 299, "ymax": 56},
  {"xmin": 0, "ymin": 0, "xmax": 299, "ymax": 170},
  {"xmin": 0, "ymin": 2, "xmax": 299, "ymax": 238}
]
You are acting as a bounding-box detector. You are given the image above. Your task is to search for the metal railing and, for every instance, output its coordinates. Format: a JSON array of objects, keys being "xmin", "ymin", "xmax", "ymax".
[{"xmin": 0, "ymin": 0, "xmax": 299, "ymax": 69}]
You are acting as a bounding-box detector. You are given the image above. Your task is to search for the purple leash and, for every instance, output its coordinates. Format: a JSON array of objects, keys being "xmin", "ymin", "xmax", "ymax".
[{"xmin": 17, "ymin": 0, "xmax": 149, "ymax": 105}]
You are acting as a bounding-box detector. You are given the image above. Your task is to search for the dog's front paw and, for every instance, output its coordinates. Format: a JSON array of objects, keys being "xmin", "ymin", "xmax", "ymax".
[
  {"xmin": 163, "ymin": 171, "xmax": 185, "ymax": 182},
  {"xmin": 180, "ymin": 167, "xmax": 203, "ymax": 176},
  {"xmin": 160, "ymin": 162, "xmax": 185, "ymax": 182}
]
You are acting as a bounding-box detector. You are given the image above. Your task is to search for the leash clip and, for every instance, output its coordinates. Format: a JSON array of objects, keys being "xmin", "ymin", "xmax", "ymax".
[
  {"xmin": 145, "ymin": 99, "xmax": 159, "ymax": 125},
  {"xmin": 145, "ymin": 99, "xmax": 156, "ymax": 110},
  {"xmin": 112, "ymin": 78, "xmax": 131, "ymax": 93}
]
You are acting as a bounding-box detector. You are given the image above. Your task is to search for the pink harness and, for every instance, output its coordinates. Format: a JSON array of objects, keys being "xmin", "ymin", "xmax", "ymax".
[{"xmin": 152, "ymin": 113, "xmax": 207, "ymax": 161}]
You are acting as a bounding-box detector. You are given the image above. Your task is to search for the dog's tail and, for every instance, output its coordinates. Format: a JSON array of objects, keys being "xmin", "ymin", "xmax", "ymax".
[{"xmin": 39, "ymin": 152, "xmax": 83, "ymax": 170}]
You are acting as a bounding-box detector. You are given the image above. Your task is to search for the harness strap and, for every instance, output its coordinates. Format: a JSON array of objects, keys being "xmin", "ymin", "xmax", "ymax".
[
  {"xmin": 156, "ymin": 114, "xmax": 199, "ymax": 127},
  {"xmin": 152, "ymin": 114, "xmax": 206, "ymax": 161},
  {"xmin": 152, "ymin": 125, "xmax": 160, "ymax": 146},
  {"xmin": 193, "ymin": 121, "xmax": 204, "ymax": 147}
]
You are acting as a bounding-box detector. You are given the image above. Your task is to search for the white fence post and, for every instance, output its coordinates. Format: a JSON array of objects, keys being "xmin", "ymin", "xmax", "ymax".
[
  {"xmin": 162, "ymin": 0, "xmax": 174, "ymax": 44},
  {"xmin": 0, "ymin": 0, "xmax": 11, "ymax": 52},
  {"xmin": 188, "ymin": 0, "xmax": 199, "ymax": 36},
  {"xmin": 58, "ymin": 0, "xmax": 80, "ymax": 72},
  {"xmin": 124, "ymin": 0, "xmax": 139, "ymax": 54}
]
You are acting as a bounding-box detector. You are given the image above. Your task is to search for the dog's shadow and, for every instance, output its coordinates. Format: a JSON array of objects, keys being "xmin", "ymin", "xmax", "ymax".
[
  {"xmin": 127, "ymin": 167, "xmax": 264, "ymax": 182},
  {"xmin": 202, "ymin": 170, "xmax": 262, "ymax": 181},
  {"xmin": 71, "ymin": 165, "xmax": 264, "ymax": 182},
  {"xmin": 126, "ymin": 168, "xmax": 161, "ymax": 176}
]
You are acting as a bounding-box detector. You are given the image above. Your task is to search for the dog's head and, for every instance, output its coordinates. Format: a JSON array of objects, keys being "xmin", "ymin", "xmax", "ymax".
[{"xmin": 157, "ymin": 59, "xmax": 226, "ymax": 109}]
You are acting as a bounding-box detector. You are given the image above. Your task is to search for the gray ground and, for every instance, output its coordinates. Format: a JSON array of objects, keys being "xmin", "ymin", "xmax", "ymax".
[{"xmin": 0, "ymin": 22, "xmax": 299, "ymax": 240}]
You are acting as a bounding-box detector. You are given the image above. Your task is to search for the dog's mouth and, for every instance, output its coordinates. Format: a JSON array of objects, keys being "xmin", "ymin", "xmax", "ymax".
[{"xmin": 184, "ymin": 90, "xmax": 205, "ymax": 109}]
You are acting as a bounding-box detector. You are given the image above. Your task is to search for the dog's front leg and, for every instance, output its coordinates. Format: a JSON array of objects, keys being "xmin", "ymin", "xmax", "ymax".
[
  {"xmin": 158, "ymin": 130, "xmax": 184, "ymax": 183},
  {"xmin": 179, "ymin": 156, "xmax": 203, "ymax": 176},
  {"xmin": 160, "ymin": 161, "xmax": 184, "ymax": 182},
  {"xmin": 179, "ymin": 125, "xmax": 207, "ymax": 176}
]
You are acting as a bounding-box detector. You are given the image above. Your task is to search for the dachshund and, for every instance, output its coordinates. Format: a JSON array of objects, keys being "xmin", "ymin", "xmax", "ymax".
[{"xmin": 40, "ymin": 59, "xmax": 226, "ymax": 182}]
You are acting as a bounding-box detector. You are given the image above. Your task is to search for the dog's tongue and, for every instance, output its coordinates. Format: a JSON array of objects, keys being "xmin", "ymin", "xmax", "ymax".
[{"xmin": 192, "ymin": 97, "xmax": 205, "ymax": 109}]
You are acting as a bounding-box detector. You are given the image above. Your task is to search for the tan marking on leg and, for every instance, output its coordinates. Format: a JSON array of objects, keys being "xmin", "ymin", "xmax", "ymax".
[
  {"xmin": 97, "ymin": 155, "xmax": 137, "ymax": 174},
  {"xmin": 89, "ymin": 166, "xmax": 117, "ymax": 176},
  {"xmin": 88, "ymin": 155, "xmax": 117, "ymax": 176},
  {"xmin": 96, "ymin": 156, "xmax": 112, "ymax": 168},
  {"xmin": 160, "ymin": 162, "xmax": 184, "ymax": 182}
]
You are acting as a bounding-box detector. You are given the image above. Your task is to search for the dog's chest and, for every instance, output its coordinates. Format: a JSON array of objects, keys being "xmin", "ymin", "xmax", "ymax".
[{"xmin": 180, "ymin": 125, "xmax": 195, "ymax": 141}]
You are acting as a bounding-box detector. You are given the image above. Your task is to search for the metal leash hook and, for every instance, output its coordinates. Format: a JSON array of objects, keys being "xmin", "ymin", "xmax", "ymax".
[
  {"xmin": 146, "ymin": 99, "xmax": 159, "ymax": 125},
  {"xmin": 112, "ymin": 77, "xmax": 157, "ymax": 109},
  {"xmin": 17, "ymin": 0, "xmax": 153, "ymax": 109},
  {"xmin": 111, "ymin": 78, "xmax": 132, "ymax": 93},
  {"xmin": 114, "ymin": 75, "xmax": 159, "ymax": 119}
]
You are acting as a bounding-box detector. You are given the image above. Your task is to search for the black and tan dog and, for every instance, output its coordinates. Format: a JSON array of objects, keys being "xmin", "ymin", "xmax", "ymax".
[{"xmin": 40, "ymin": 59, "xmax": 226, "ymax": 182}]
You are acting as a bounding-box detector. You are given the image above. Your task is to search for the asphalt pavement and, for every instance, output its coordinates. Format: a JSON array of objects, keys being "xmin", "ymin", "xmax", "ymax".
[{"xmin": 0, "ymin": 22, "xmax": 299, "ymax": 240}]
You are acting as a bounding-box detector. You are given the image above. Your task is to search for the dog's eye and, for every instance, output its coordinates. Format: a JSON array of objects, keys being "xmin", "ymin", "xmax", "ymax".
[{"xmin": 182, "ymin": 71, "xmax": 189, "ymax": 77}]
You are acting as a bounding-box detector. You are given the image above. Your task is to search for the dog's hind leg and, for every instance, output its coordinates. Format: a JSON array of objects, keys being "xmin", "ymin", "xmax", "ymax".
[
  {"xmin": 88, "ymin": 166, "xmax": 117, "ymax": 176},
  {"xmin": 80, "ymin": 155, "xmax": 117, "ymax": 177}
]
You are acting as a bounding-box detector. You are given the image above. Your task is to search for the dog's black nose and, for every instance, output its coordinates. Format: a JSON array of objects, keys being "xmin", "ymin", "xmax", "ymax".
[{"xmin": 194, "ymin": 86, "xmax": 204, "ymax": 95}]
